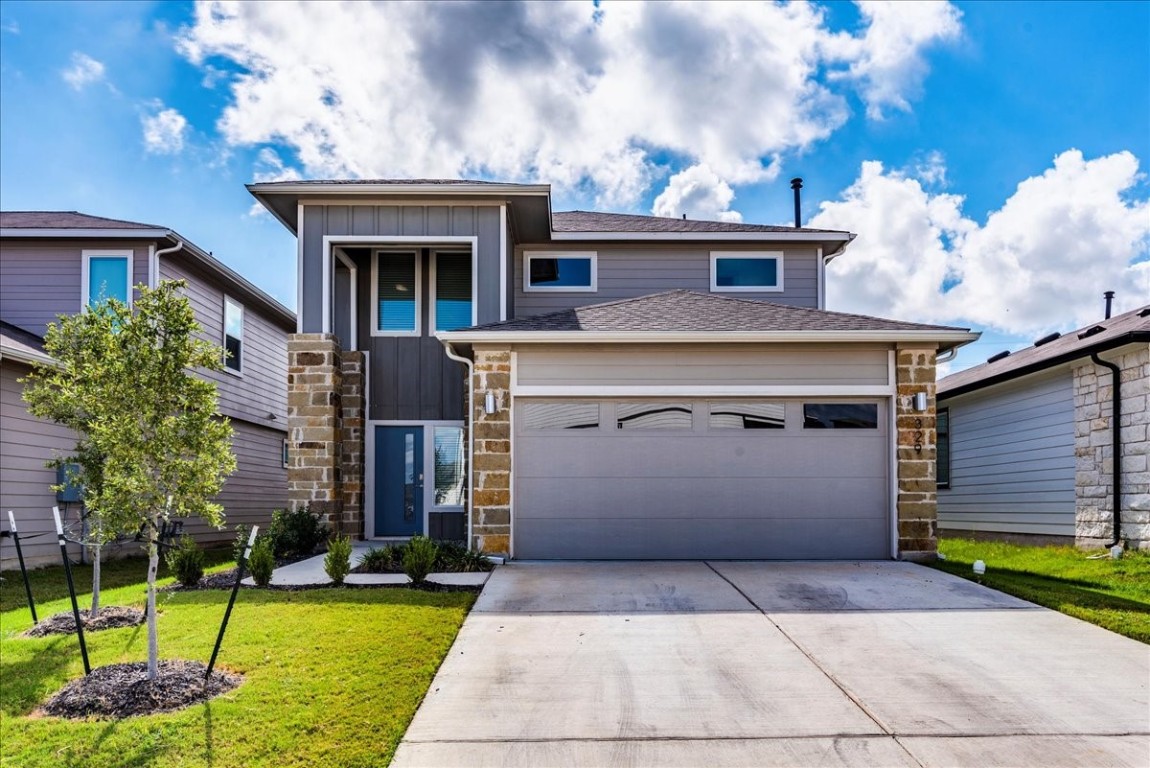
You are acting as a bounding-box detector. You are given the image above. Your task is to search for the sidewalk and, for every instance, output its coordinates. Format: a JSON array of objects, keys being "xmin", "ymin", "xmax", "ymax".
[{"xmin": 242, "ymin": 540, "xmax": 491, "ymax": 587}]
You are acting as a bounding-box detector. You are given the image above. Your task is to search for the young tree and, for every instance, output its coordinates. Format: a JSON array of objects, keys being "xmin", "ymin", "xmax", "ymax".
[{"xmin": 23, "ymin": 280, "xmax": 236, "ymax": 679}]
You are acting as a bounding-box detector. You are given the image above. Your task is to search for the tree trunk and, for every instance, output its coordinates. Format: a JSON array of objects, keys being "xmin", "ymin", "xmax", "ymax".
[
  {"xmin": 146, "ymin": 523, "xmax": 159, "ymax": 681},
  {"xmin": 90, "ymin": 542, "xmax": 101, "ymax": 618}
]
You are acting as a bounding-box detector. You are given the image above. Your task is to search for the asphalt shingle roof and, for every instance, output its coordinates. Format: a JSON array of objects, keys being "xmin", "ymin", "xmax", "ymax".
[
  {"xmin": 249, "ymin": 178, "xmax": 534, "ymax": 187},
  {"xmin": 0, "ymin": 211, "xmax": 164, "ymax": 230},
  {"xmin": 0, "ymin": 320, "xmax": 47, "ymax": 358},
  {"xmin": 552, "ymin": 210, "xmax": 848, "ymax": 235},
  {"xmin": 939, "ymin": 304, "xmax": 1150, "ymax": 396},
  {"xmin": 464, "ymin": 290, "xmax": 969, "ymax": 334}
]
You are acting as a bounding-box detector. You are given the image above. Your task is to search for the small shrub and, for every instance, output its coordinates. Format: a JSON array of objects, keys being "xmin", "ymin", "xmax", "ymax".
[
  {"xmin": 247, "ymin": 536, "xmax": 275, "ymax": 587},
  {"xmin": 266, "ymin": 506, "xmax": 330, "ymax": 560},
  {"xmin": 435, "ymin": 540, "xmax": 494, "ymax": 573},
  {"xmin": 165, "ymin": 535, "xmax": 205, "ymax": 587},
  {"xmin": 359, "ymin": 545, "xmax": 402, "ymax": 573},
  {"xmin": 232, "ymin": 524, "xmax": 251, "ymax": 565},
  {"xmin": 403, "ymin": 535, "xmax": 438, "ymax": 584},
  {"xmin": 324, "ymin": 534, "xmax": 353, "ymax": 584}
]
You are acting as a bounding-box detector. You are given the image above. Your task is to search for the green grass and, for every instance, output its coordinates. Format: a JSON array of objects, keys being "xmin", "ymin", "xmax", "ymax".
[
  {"xmin": 933, "ymin": 537, "xmax": 1150, "ymax": 644},
  {"xmin": 1, "ymin": 555, "xmax": 474, "ymax": 767}
]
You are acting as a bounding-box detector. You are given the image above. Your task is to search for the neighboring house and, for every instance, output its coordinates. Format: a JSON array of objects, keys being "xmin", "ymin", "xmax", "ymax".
[
  {"xmin": 248, "ymin": 179, "xmax": 977, "ymax": 561},
  {"xmin": 937, "ymin": 303, "xmax": 1150, "ymax": 550},
  {"xmin": 0, "ymin": 211, "xmax": 295, "ymax": 567}
]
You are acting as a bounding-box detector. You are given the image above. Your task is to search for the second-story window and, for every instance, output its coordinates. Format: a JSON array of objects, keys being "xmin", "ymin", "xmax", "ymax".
[
  {"xmin": 433, "ymin": 252, "xmax": 473, "ymax": 332},
  {"xmin": 83, "ymin": 251, "xmax": 132, "ymax": 308},
  {"xmin": 374, "ymin": 251, "xmax": 419, "ymax": 335},
  {"xmin": 710, "ymin": 252, "xmax": 784, "ymax": 292},
  {"xmin": 524, "ymin": 251, "xmax": 597, "ymax": 292},
  {"xmin": 223, "ymin": 296, "xmax": 244, "ymax": 374}
]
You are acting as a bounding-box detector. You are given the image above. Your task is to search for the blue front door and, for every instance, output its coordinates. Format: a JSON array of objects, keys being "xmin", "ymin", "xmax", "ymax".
[{"xmin": 376, "ymin": 426, "xmax": 423, "ymax": 536}]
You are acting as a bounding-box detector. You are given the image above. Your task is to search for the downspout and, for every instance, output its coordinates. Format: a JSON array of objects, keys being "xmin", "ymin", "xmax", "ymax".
[
  {"xmin": 1090, "ymin": 352, "xmax": 1122, "ymax": 548},
  {"xmin": 442, "ymin": 342, "xmax": 475, "ymax": 551},
  {"xmin": 152, "ymin": 239, "xmax": 184, "ymax": 285},
  {"xmin": 936, "ymin": 346, "xmax": 958, "ymax": 365}
]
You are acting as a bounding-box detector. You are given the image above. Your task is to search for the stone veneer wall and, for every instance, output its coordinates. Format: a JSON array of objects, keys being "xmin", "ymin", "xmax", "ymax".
[
  {"xmin": 286, "ymin": 334, "xmax": 344, "ymax": 530},
  {"xmin": 1072, "ymin": 344, "xmax": 1150, "ymax": 550},
  {"xmin": 896, "ymin": 348, "xmax": 939, "ymax": 561},
  {"xmin": 339, "ymin": 351, "xmax": 366, "ymax": 537},
  {"xmin": 470, "ymin": 346, "xmax": 511, "ymax": 556}
]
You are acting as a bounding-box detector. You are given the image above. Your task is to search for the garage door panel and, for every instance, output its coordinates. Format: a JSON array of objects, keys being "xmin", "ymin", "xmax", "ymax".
[
  {"xmin": 517, "ymin": 477, "xmax": 888, "ymax": 520},
  {"xmin": 516, "ymin": 517, "xmax": 889, "ymax": 560}
]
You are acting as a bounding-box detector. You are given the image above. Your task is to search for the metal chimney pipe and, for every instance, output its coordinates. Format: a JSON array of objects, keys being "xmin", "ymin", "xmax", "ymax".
[
  {"xmin": 1104, "ymin": 290, "xmax": 1115, "ymax": 319},
  {"xmin": 790, "ymin": 178, "xmax": 803, "ymax": 228}
]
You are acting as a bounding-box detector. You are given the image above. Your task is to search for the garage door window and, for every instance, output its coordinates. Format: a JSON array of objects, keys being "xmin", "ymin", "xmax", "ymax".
[
  {"xmin": 803, "ymin": 403, "xmax": 878, "ymax": 429},
  {"xmin": 617, "ymin": 403, "xmax": 692, "ymax": 430},
  {"xmin": 708, "ymin": 402, "xmax": 785, "ymax": 429},
  {"xmin": 522, "ymin": 403, "xmax": 600, "ymax": 430}
]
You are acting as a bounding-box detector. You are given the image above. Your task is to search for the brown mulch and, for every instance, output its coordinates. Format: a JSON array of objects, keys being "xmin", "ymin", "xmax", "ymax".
[
  {"xmin": 163, "ymin": 567, "xmax": 241, "ymax": 591},
  {"xmin": 39, "ymin": 660, "xmax": 242, "ymax": 720},
  {"xmin": 23, "ymin": 606, "xmax": 144, "ymax": 638}
]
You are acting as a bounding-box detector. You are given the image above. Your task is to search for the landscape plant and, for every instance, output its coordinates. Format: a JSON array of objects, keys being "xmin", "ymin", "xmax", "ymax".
[
  {"xmin": 358, "ymin": 545, "xmax": 402, "ymax": 573},
  {"xmin": 21, "ymin": 280, "xmax": 236, "ymax": 680},
  {"xmin": 324, "ymin": 534, "xmax": 353, "ymax": 584},
  {"xmin": 403, "ymin": 535, "xmax": 438, "ymax": 584},
  {"xmin": 164, "ymin": 536, "xmax": 205, "ymax": 588},
  {"xmin": 247, "ymin": 537, "xmax": 275, "ymax": 587},
  {"xmin": 266, "ymin": 506, "xmax": 329, "ymax": 560}
]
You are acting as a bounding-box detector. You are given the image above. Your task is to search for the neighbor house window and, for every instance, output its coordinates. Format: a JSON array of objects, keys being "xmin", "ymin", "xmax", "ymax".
[
  {"xmin": 803, "ymin": 403, "xmax": 878, "ymax": 429},
  {"xmin": 433, "ymin": 427, "xmax": 466, "ymax": 506},
  {"xmin": 710, "ymin": 252, "xmax": 783, "ymax": 292},
  {"xmin": 282, "ymin": 439, "xmax": 290, "ymax": 469},
  {"xmin": 937, "ymin": 408, "xmax": 950, "ymax": 489},
  {"xmin": 433, "ymin": 252, "xmax": 473, "ymax": 332},
  {"xmin": 709, "ymin": 402, "xmax": 785, "ymax": 430},
  {"xmin": 373, "ymin": 251, "xmax": 419, "ymax": 335},
  {"xmin": 524, "ymin": 251, "xmax": 597, "ymax": 292},
  {"xmin": 223, "ymin": 296, "xmax": 244, "ymax": 373},
  {"xmin": 617, "ymin": 403, "xmax": 692, "ymax": 430},
  {"xmin": 521, "ymin": 403, "xmax": 600, "ymax": 431},
  {"xmin": 82, "ymin": 251, "xmax": 132, "ymax": 308}
]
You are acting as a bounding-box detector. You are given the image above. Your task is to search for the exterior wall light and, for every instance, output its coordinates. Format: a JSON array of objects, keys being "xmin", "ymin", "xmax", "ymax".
[
  {"xmin": 913, "ymin": 392, "xmax": 928, "ymax": 412},
  {"xmin": 484, "ymin": 391, "xmax": 498, "ymax": 415}
]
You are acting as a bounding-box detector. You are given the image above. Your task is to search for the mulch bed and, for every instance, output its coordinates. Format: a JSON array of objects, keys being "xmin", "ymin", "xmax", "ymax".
[
  {"xmin": 163, "ymin": 567, "xmax": 242, "ymax": 591},
  {"xmin": 39, "ymin": 660, "xmax": 242, "ymax": 719},
  {"xmin": 23, "ymin": 606, "xmax": 145, "ymax": 638}
]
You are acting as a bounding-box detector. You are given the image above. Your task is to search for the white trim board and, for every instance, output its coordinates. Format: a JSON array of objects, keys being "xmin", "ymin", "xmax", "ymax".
[
  {"xmin": 511, "ymin": 384, "xmax": 897, "ymax": 397},
  {"xmin": 440, "ymin": 330, "xmax": 977, "ymax": 345}
]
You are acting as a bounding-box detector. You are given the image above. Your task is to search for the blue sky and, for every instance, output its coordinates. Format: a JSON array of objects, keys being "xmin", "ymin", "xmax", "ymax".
[{"xmin": 1, "ymin": 1, "xmax": 1147, "ymax": 372}]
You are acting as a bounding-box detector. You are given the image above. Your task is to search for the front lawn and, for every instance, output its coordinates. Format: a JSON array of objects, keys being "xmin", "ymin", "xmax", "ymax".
[
  {"xmin": 1, "ymin": 556, "xmax": 474, "ymax": 767},
  {"xmin": 933, "ymin": 537, "xmax": 1150, "ymax": 644}
]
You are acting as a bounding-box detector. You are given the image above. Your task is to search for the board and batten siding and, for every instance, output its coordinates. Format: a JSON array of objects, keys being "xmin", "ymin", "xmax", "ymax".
[
  {"xmin": 938, "ymin": 369, "xmax": 1076, "ymax": 536},
  {"xmin": 0, "ymin": 240, "xmax": 151, "ymax": 338},
  {"xmin": 515, "ymin": 344, "xmax": 890, "ymax": 389},
  {"xmin": 512, "ymin": 243, "xmax": 820, "ymax": 317},
  {"xmin": 159, "ymin": 257, "xmax": 289, "ymax": 425},
  {"xmin": 0, "ymin": 359, "xmax": 81, "ymax": 567}
]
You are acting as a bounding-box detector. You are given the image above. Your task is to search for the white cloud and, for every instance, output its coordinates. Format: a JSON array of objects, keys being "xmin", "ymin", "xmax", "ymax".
[
  {"xmin": 652, "ymin": 164, "xmax": 743, "ymax": 222},
  {"xmin": 141, "ymin": 105, "xmax": 188, "ymax": 154},
  {"xmin": 815, "ymin": 149, "xmax": 1150, "ymax": 335},
  {"xmin": 177, "ymin": 1, "xmax": 960, "ymax": 207},
  {"xmin": 62, "ymin": 52, "xmax": 105, "ymax": 90}
]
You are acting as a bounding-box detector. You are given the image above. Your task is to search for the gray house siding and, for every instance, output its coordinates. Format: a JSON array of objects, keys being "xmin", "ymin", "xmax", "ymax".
[
  {"xmin": 0, "ymin": 359, "xmax": 80, "ymax": 567},
  {"xmin": 159, "ymin": 257, "xmax": 289, "ymax": 424},
  {"xmin": 938, "ymin": 369, "xmax": 1076, "ymax": 536},
  {"xmin": 512, "ymin": 243, "xmax": 820, "ymax": 317},
  {"xmin": 0, "ymin": 240, "xmax": 151, "ymax": 338}
]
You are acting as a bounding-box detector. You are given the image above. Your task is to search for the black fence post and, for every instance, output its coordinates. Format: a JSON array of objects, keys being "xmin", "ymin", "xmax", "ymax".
[
  {"xmin": 205, "ymin": 525, "xmax": 258, "ymax": 681},
  {"xmin": 7, "ymin": 511, "xmax": 38, "ymax": 624},
  {"xmin": 52, "ymin": 506, "xmax": 90, "ymax": 675}
]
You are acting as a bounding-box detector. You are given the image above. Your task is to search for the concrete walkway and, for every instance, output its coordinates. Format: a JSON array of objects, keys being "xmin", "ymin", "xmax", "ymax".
[
  {"xmin": 242, "ymin": 540, "xmax": 490, "ymax": 587},
  {"xmin": 392, "ymin": 561, "xmax": 1149, "ymax": 767}
]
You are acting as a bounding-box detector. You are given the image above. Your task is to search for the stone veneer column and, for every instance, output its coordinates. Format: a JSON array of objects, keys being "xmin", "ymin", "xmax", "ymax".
[
  {"xmin": 895, "ymin": 348, "xmax": 938, "ymax": 561},
  {"xmin": 470, "ymin": 346, "xmax": 511, "ymax": 556},
  {"xmin": 340, "ymin": 351, "xmax": 366, "ymax": 537},
  {"xmin": 1073, "ymin": 345, "xmax": 1150, "ymax": 550},
  {"xmin": 287, "ymin": 334, "xmax": 344, "ymax": 530}
]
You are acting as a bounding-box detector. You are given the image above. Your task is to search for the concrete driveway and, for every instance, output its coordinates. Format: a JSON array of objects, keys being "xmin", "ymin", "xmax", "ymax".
[{"xmin": 392, "ymin": 562, "xmax": 1149, "ymax": 767}]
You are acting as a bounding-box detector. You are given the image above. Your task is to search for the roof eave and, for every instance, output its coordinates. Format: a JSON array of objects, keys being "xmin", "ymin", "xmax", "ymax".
[
  {"xmin": 438, "ymin": 329, "xmax": 979, "ymax": 345},
  {"xmin": 548, "ymin": 231, "xmax": 854, "ymax": 242},
  {"xmin": 0, "ymin": 343, "xmax": 55, "ymax": 367},
  {"xmin": 245, "ymin": 182, "xmax": 552, "ymax": 196},
  {"xmin": 938, "ymin": 331, "xmax": 1150, "ymax": 400},
  {"xmin": 0, "ymin": 227, "xmax": 171, "ymax": 239}
]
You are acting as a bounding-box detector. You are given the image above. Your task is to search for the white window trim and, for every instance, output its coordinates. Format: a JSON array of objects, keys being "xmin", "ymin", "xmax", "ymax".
[
  {"xmin": 709, "ymin": 251, "xmax": 784, "ymax": 293},
  {"xmin": 523, "ymin": 250, "xmax": 598, "ymax": 293},
  {"xmin": 370, "ymin": 249, "xmax": 423, "ymax": 337},
  {"xmin": 429, "ymin": 249, "xmax": 478, "ymax": 335},
  {"xmin": 81, "ymin": 250, "xmax": 134, "ymax": 309},
  {"xmin": 222, "ymin": 295, "xmax": 244, "ymax": 377}
]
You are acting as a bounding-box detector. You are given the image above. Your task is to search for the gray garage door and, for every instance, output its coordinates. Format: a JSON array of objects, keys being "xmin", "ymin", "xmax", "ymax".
[{"xmin": 514, "ymin": 398, "xmax": 890, "ymax": 559}]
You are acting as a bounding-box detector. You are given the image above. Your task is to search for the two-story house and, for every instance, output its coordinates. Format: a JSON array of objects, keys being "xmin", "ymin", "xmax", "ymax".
[
  {"xmin": 248, "ymin": 180, "xmax": 977, "ymax": 562},
  {"xmin": 0, "ymin": 211, "xmax": 294, "ymax": 566}
]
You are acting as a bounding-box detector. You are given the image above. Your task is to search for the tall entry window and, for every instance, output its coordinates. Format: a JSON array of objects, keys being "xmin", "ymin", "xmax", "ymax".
[
  {"xmin": 433, "ymin": 252, "xmax": 473, "ymax": 332},
  {"xmin": 373, "ymin": 251, "xmax": 419, "ymax": 335},
  {"xmin": 83, "ymin": 251, "xmax": 132, "ymax": 308}
]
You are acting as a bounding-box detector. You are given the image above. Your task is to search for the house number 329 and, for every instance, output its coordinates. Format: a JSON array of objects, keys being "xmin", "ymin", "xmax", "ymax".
[{"xmin": 914, "ymin": 417, "xmax": 924, "ymax": 454}]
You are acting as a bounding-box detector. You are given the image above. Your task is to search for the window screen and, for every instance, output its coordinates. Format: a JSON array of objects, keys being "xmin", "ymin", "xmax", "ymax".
[
  {"xmin": 377, "ymin": 253, "xmax": 417, "ymax": 332},
  {"xmin": 803, "ymin": 403, "xmax": 879, "ymax": 429},
  {"xmin": 435, "ymin": 253, "xmax": 472, "ymax": 331}
]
